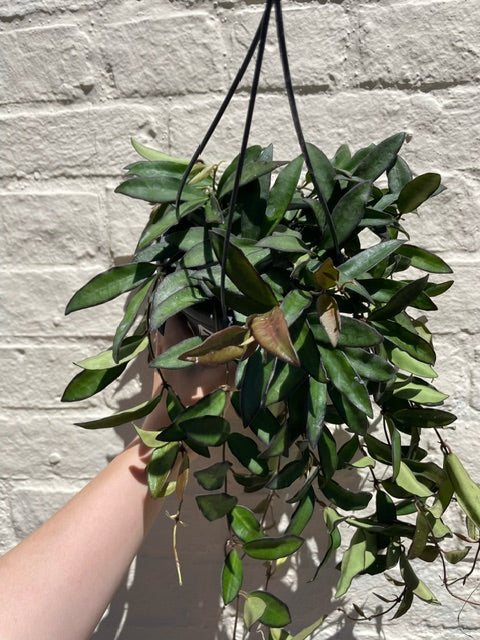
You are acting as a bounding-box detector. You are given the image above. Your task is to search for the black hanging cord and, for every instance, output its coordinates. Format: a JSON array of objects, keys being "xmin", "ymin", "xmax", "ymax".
[
  {"xmin": 219, "ymin": 0, "xmax": 274, "ymax": 326},
  {"xmin": 273, "ymin": 0, "xmax": 340, "ymax": 261},
  {"xmin": 175, "ymin": 12, "xmax": 265, "ymax": 215}
]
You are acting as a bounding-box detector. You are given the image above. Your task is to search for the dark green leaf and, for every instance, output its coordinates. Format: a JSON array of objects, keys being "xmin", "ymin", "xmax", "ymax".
[
  {"xmin": 369, "ymin": 276, "xmax": 430, "ymax": 322},
  {"xmin": 125, "ymin": 159, "xmax": 188, "ymax": 179},
  {"xmin": 194, "ymin": 462, "xmax": 232, "ymax": 491},
  {"xmin": 66, "ymin": 263, "xmax": 157, "ymax": 314},
  {"xmin": 311, "ymin": 315, "xmax": 383, "ymax": 348},
  {"xmin": 307, "ymin": 377, "xmax": 327, "ymax": 446},
  {"xmin": 321, "ymin": 182, "xmax": 371, "ymax": 249},
  {"xmin": 387, "ymin": 155, "xmax": 413, "ymax": 193},
  {"xmin": 150, "ymin": 336, "xmax": 203, "ymax": 369},
  {"xmin": 392, "ymin": 408, "xmax": 457, "ymax": 428},
  {"xmin": 281, "ymin": 290, "xmax": 312, "ymax": 326},
  {"xmin": 179, "ymin": 416, "xmax": 230, "ymax": 446},
  {"xmin": 318, "ymin": 425, "xmax": 337, "ymax": 481},
  {"xmin": 219, "ymin": 160, "xmax": 284, "ymax": 199},
  {"xmin": 196, "ymin": 493, "xmax": 238, "ymax": 521},
  {"xmin": 343, "ymin": 348, "xmax": 396, "ymax": 382},
  {"xmin": 286, "ymin": 488, "xmax": 316, "ymax": 536},
  {"xmin": 222, "ymin": 550, "xmax": 243, "ymax": 605},
  {"xmin": 339, "ymin": 240, "xmax": 404, "ymax": 280},
  {"xmin": 305, "ymin": 142, "xmax": 336, "ymax": 203},
  {"xmin": 113, "ymin": 278, "xmax": 154, "ymax": 361},
  {"xmin": 374, "ymin": 320, "xmax": 436, "ymax": 364},
  {"xmin": 62, "ymin": 364, "xmax": 126, "ymax": 402},
  {"xmin": 397, "ymin": 244, "xmax": 452, "ymax": 273},
  {"xmin": 115, "ymin": 176, "xmax": 204, "ymax": 203},
  {"xmin": 318, "ymin": 346, "xmax": 373, "ymax": 417},
  {"xmin": 355, "ymin": 132, "xmax": 406, "ymax": 181},
  {"xmin": 329, "ymin": 386, "xmax": 369, "ymax": 435},
  {"xmin": 228, "ymin": 433, "xmax": 269, "ymax": 476},
  {"xmin": 267, "ymin": 454, "xmax": 309, "ymax": 490},
  {"xmin": 240, "ymin": 349, "xmax": 264, "ymax": 426},
  {"xmin": 264, "ymin": 360, "xmax": 307, "ymax": 405},
  {"xmin": 320, "ymin": 479, "xmax": 373, "ymax": 511},
  {"xmin": 264, "ymin": 155, "xmax": 304, "ymax": 234},
  {"xmin": 397, "ymin": 173, "xmax": 442, "ymax": 213},
  {"xmin": 243, "ymin": 535, "xmax": 304, "ymax": 560},
  {"xmin": 245, "ymin": 591, "xmax": 291, "ymax": 629}
]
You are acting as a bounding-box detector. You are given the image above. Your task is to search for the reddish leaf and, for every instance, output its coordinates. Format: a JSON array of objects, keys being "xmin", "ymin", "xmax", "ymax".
[
  {"xmin": 247, "ymin": 307, "xmax": 300, "ymax": 367},
  {"xmin": 179, "ymin": 326, "xmax": 250, "ymax": 365},
  {"xmin": 316, "ymin": 294, "xmax": 341, "ymax": 347}
]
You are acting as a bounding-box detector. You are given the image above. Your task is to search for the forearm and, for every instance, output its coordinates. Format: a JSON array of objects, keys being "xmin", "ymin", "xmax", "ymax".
[{"xmin": 0, "ymin": 441, "xmax": 163, "ymax": 640}]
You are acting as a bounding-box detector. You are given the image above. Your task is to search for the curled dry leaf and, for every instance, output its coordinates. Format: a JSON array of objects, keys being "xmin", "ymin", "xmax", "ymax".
[
  {"xmin": 316, "ymin": 294, "xmax": 341, "ymax": 348},
  {"xmin": 311, "ymin": 257, "xmax": 339, "ymax": 291},
  {"xmin": 179, "ymin": 325, "xmax": 250, "ymax": 365},
  {"xmin": 247, "ymin": 306, "xmax": 300, "ymax": 367}
]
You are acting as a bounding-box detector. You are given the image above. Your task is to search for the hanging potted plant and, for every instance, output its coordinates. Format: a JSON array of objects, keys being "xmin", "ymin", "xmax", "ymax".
[{"xmin": 62, "ymin": 0, "xmax": 480, "ymax": 636}]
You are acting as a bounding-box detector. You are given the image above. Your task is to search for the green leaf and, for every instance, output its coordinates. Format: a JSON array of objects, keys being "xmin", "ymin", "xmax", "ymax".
[
  {"xmin": 149, "ymin": 280, "xmax": 206, "ymax": 331},
  {"xmin": 61, "ymin": 364, "xmax": 126, "ymax": 402},
  {"xmin": 397, "ymin": 173, "xmax": 442, "ymax": 213},
  {"xmin": 75, "ymin": 394, "xmax": 163, "ymax": 429},
  {"xmin": 392, "ymin": 378, "xmax": 448, "ymax": 405},
  {"xmin": 115, "ymin": 176, "xmax": 204, "ymax": 203},
  {"xmin": 126, "ymin": 159, "xmax": 188, "ymax": 179},
  {"xmin": 196, "ymin": 493, "xmax": 238, "ymax": 521},
  {"xmin": 228, "ymin": 433, "xmax": 269, "ymax": 476},
  {"xmin": 305, "ymin": 142, "xmax": 336, "ymax": 203},
  {"xmin": 318, "ymin": 346, "xmax": 372, "ymax": 417},
  {"xmin": 329, "ymin": 387, "xmax": 369, "ymax": 435},
  {"xmin": 388, "ymin": 346, "xmax": 437, "ymax": 379},
  {"xmin": 137, "ymin": 201, "xmax": 205, "ymax": 250},
  {"xmin": 219, "ymin": 160, "xmax": 284, "ymax": 199},
  {"xmin": 150, "ymin": 336, "xmax": 203, "ymax": 369},
  {"xmin": 313, "ymin": 507, "xmax": 343, "ymax": 576},
  {"xmin": 147, "ymin": 442, "xmax": 180, "ymax": 498},
  {"xmin": 321, "ymin": 182, "xmax": 371, "ymax": 249},
  {"xmin": 339, "ymin": 239, "xmax": 404, "ymax": 280},
  {"xmin": 392, "ymin": 589, "xmax": 414, "ymax": 619},
  {"xmin": 375, "ymin": 320, "xmax": 436, "ymax": 364},
  {"xmin": 256, "ymin": 233, "xmax": 309, "ymax": 254},
  {"xmin": 336, "ymin": 529, "xmax": 377, "ymax": 597},
  {"xmin": 307, "ymin": 377, "xmax": 327, "ymax": 446},
  {"xmin": 291, "ymin": 319, "xmax": 326, "ymax": 382},
  {"xmin": 76, "ymin": 335, "xmax": 148, "ymax": 370},
  {"xmin": 179, "ymin": 416, "xmax": 230, "ymax": 447},
  {"xmin": 369, "ymin": 276, "xmax": 430, "ymax": 322},
  {"xmin": 240, "ymin": 348, "xmax": 264, "ymax": 426},
  {"xmin": 243, "ymin": 535, "xmax": 304, "ymax": 560},
  {"xmin": 392, "ymin": 408, "xmax": 456, "ymax": 428},
  {"xmin": 388, "ymin": 155, "xmax": 413, "ymax": 193},
  {"xmin": 281, "ymin": 290, "xmax": 312, "ymax": 326},
  {"xmin": 248, "ymin": 307, "xmax": 299, "ymax": 367},
  {"xmin": 444, "ymin": 452, "xmax": 480, "ymax": 529},
  {"xmin": 194, "ymin": 461, "xmax": 232, "ymax": 491},
  {"xmin": 66, "ymin": 263, "xmax": 157, "ymax": 314},
  {"xmin": 264, "ymin": 155, "xmax": 304, "ymax": 234},
  {"xmin": 267, "ymin": 454, "xmax": 309, "ymax": 490},
  {"xmin": 229, "ymin": 506, "xmax": 264, "ymax": 543},
  {"xmin": 243, "ymin": 591, "xmax": 291, "ymax": 629},
  {"xmin": 397, "ymin": 244, "xmax": 452, "ymax": 273},
  {"xmin": 318, "ymin": 425, "xmax": 337, "ymax": 481},
  {"xmin": 311, "ymin": 315, "xmax": 383, "ymax": 348},
  {"xmin": 112, "ymin": 278, "xmax": 154, "ymax": 362},
  {"xmin": 320, "ymin": 479, "xmax": 373, "ymax": 511},
  {"xmin": 355, "ymin": 132, "xmax": 406, "ymax": 181},
  {"xmin": 444, "ymin": 547, "xmax": 471, "ymax": 565},
  {"xmin": 222, "ymin": 550, "xmax": 243, "ymax": 605},
  {"xmin": 400, "ymin": 555, "xmax": 440, "ymax": 604},
  {"xmin": 264, "ymin": 360, "xmax": 307, "ymax": 405},
  {"xmin": 130, "ymin": 138, "xmax": 190, "ymax": 164},
  {"xmin": 395, "ymin": 462, "xmax": 433, "ymax": 497},
  {"xmin": 210, "ymin": 231, "xmax": 278, "ymax": 308},
  {"xmin": 286, "ymin": 488, "xmax": 315, "ymax": 536},
  {"xmin": 343, "ymin": 348, "xmax": 396, "ymax": 382}
]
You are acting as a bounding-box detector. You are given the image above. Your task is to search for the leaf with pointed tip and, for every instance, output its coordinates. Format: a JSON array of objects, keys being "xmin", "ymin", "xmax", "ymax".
[
  {"xmin": 310, "ymin": 257, "xmax": 339, "ymax": 290},
  {"xmin": 62, "ymin": 364, "xmax": 127, "ymax": 402},
  {"xmin": 339, "ymin": 239, "xmax": 404, "ymax": 280},
  {"xmin": 219, "ymin": 160, "xmax": 285, "ymax": 199},
  {"xmin": 222, "ymin": 550, "xmax": 243, "ymax": 605},
  {"xmin": 147, "ymin": 442, "xmax": 180, "ymax": 498},
  {"xmin": 311, "ymin": 315, "xmax": 382, "ymax": 348},
  {"xmin": 281, "ymin": 290, "xmax": 312, "ymax": 326},
  {"xmin": 113, "ymin": 278, "xmax": 154, "ymax": 362},
  {"xmin": 75, "ymin": 394, "xmax": 163, "ymax": 429},
  {"xmin": 228, "ymin": 506, "xmax": 264, "ymax": 543},
  {"xmin": 210, "ymin": 231, "xmax": 278, "ymax": 308},
  {"xmin": 66, "ymin": 263, "xmax": 157, "ymax": 314},
  {"xmin": 395, "ymin": 462, "xmax": 433, "ymax": 497},
  {"xmin": 318, "ymin": 346, "xmax": 372, "ymax": 417},
  {"xmin": 150, "ymin": 336, "xmax": 202, "ymax": 369},
  {"xmin": 248, "ymin": 307, "xmax": 299, "ymax": 367},
  {"xmin": 76, "ymin": 335, "xmax": 148, "ymax": 370},
  {"xmin": 354, "ymin": 132, "xmax": 406, "ymax": 181},
  {"xmin": 397, "ymin": 173, "xmax": 442, "ymax": 213},
  {"xmin": 369, "ymin": 276, "xmax": 430, "ymax": 322},
  {"xmin": 336, "ymin": 529, "xmax": 377, "ymax": 597},
  {"xmin": 305, "ymin": 142, "xmax": 336, "ymax": 203},
  {"xmin": 321, "ymin": 182, "xmax": 371, "ymax": 249},
  {"xmin": 292, "ymin": 616, "xmax": 327, "ymax": 640},
  {"xmin": 130, "ymin": 137, "xmax": 191, "ymax": 164},
  {"xmin": 342, "ymin": 348, "xmax": 396, "ymax": 382},
  {"xmin": 179, "ymin": 326, "xmax": 250, "ymax": 365},
  {"xmin": 179, "ymin": 416, "xmax": 230, "ymax": 447},
  {"xmin": 115, "ymin": 176, "xmax": 204, "ymax": 203},
  {"xmin": 316, "ymin": 294, "xmax": 341, "ymax": 348},
  {"xmin": 397, "ymin": 244, "xmax": 452, "ymax": 273},
  {"xmin": 374, "ymin": 320, "xmax": 436, "ymax": 364},
  {"xmin": 245, "ymin": 591, "xmax": 291, "ymax": 629},
  {"xmin": 321, "ymin": 479, "xmax": 373, "ymax": 511},
  {"xmin": 196, "ymin": 493, "xmax": 238, "ymax": 521},
  {"xmin": 228, "ymin": 433, "xmax": 269, "ymax": 476},
  {"xmin": 263, "ymin": 155, "xmax": 304, "ymax": 234},
  {"xmin": 387, "ymin": 346, "xmax": 437, "ymax": 378},
  {"xmin": 286, "ymin": 488, "xmax": 315, "ymax": 536},
  {"xmin": 391, "ymin": 408, "xmax": 456, "ymax": 428},
  {"xmin": 307, "ymin": 377, "xmax": 327, "ymax": 447},
  {"xmin": 388, "ymin": 155, "xmax": 413, "ymax": 193},
  {"xmin": 243, "ymin": 535, "xmax": 304, "ymax": 561},
  {"xmin": 194, "ymin": 461, "xmax": 232, "ymax": 491}
]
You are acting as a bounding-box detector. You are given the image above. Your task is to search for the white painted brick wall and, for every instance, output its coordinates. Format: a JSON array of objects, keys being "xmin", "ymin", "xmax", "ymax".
[{"xmin": 1, "ymin": 1, "xmax": 479, "ymax": 638}]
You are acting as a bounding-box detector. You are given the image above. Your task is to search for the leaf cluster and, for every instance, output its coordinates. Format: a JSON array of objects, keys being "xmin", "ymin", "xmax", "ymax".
[{"xmin": 63, "ymin": 134, "xmax": 480, "ymax": 635}]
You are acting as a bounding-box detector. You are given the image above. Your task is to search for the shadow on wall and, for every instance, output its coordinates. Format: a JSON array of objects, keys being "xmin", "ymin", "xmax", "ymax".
[{"xmin": 88, "ymin": 318, "xmax": 369, "ymax": 640}]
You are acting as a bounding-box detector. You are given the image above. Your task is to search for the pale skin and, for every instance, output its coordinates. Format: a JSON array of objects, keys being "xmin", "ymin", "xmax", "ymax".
[{"xmin": 0, "ymin": 318, "xmax": 230, "ymax": 640}]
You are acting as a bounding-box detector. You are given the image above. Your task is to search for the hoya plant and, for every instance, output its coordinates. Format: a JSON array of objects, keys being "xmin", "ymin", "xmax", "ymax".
[{"xmin": 62, "ymin": 0, "xmax": 480, "ymax": 637}]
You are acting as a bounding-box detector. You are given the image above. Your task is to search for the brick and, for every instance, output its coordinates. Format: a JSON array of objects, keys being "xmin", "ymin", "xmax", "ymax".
[
  {"xmin": 0, "ymin": 105, "xmax": 167, "ymax": 178},
  {"xmin": 0, "ymin": 25, "xmax": 94, "ymax": 105},
  {"xmin": 0, "ymin": 191, "xmax": 108, "ymax": 264},
  {"xmin": 223, "ymin": 4, "xmax": 350, "ymax": 90},
  {"xmin": 0, "ymin": 413, "xmax": 122, "ymax": 481},
  {"xmin": 355, "ymin": 0, "xmax": 480, "ymax": 88},
  {"xmin": 0, "ymin": 0, "xmax": 99, "ymax": 18},
  {"xmin": 103, "ymin": 14, "xmax": 225, "ymax": 97},
  {"xmin": 105, "ymin": 186, "xmax": 148, "ymax": 260}
]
